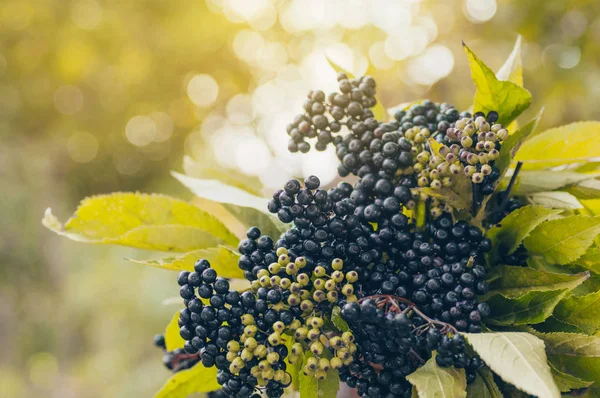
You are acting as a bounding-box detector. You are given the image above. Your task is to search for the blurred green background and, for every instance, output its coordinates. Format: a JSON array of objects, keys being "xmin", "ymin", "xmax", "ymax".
[{"xmin": 2, "ymin": 0, "xmax": 599, "ymax": 396}]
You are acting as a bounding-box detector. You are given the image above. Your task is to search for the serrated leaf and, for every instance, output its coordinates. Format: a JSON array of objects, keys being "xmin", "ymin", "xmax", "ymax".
[
  {"xmin": 483, "ymin": 266, "xmax": 589, "ymax": 300},
  {"xmin": 331, "ymin": 306, "xmax": 349, "ymax": 333},
  {"xmin": 406, "ymin": 353, "xmax": 467, "ymax": 398},
  {"xmin": 466, "ymin": 367, "xmax": 503, "ymax": 398},
  {"xmin": 567, "ymin": 178, "xmax": 600, "ymax": 200},
  {"xmin": 509, "ymin": 171, "xmax": 597, "ymax": 195},
  {"xmin": 549, "ymin": 362, "xmax": 593, "ymax": 392},
  {"xmin": 463, "ymin": 42, "xmax": 532, "ymax": 127},
  {"xmin": 515, "ymin": 121, "xmax": 600, "ymax": 170},
  {"xmin": 172, "ymin": 171, "xmax": 270, "ymax": 215},
  {"xmin": 527, "ymin": 330, "xmax": 600, "ymax": 357},
  {"xmin": 326, "ymin": 56, "xmax": 386, "ymax": 121},
  {"xmin": 154, "ymin": 362, "xmax": 220, "ymax": 398},
  {"xmin": 535, "ymin": 316, "xmax": 588, "ymax": 334},
  {"xmin": 554, "ymin": 290, "xmax": 600, "ymax": 335},
  {"xmin": 488, "ymin": 205, "xmax": 561, "ymax": 256},
  {"xmin": 524, "ymin": 215, "xmax": 600, "ymax": 264},
  {"xmin": 549, "ymin": 355, "xmax": 600, "ymax": 389},
  {"xmin": 127, "ymin": 246, "xmax": 243, "ymax": 278},
  {"xmin": 571, "ymin": 247, "xmax": 600, "ymax": 274},
  {"xmin": 496, "ymin": 35, "xmax": 523, "ymax": 86},
  {"xmin": 485, "ymin": 289, "xmax": 571, "ymax": 326},
  {"xmin": 43, "ymin": 193, "xmax": 237, "ymax": 251},
  {"xmin": 528, "ymin": 191, "xmax": 583, "ymax": 210},
  {"xmin": 298, "ymin": 351, "xmax": 339, "ymax": 398},
  {"xmin": 463, "ymin": 332, "xmax": 560, "ymax": 398},
  {"xmin": 165, "ymin": 310, "xmax": 186, "ymax": 351},
  {"xmin": 495, "ymin": 108, "xmax": 544, "ymax": 177}
]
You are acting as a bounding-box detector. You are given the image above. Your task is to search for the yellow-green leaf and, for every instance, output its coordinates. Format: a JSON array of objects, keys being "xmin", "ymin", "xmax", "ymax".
[
  {"xmin": 549, "ymin": 362, "xmax": 593, "ymax": 392},
  {"xmin": 165, "ymin": 310, "xmax": 186, "ymax": 351},
  {"xmin": 567, "ymin": 178, "xmax": 600, "ymax": 200},
  {"xmin": 527, "ymin": 330, "xmax": 600, "ymax": 357},
  {"xmin": 463, "ymin": 42, "xmax": 532, "ymax": 127},
  {"xmin": 488, "ymin": 205, "xmax": 561, "ymax": 256},
  {"xmin": 331, "ymin": 306, "xmax": 350, "ymax": 333},
  {"xmin": 496, "ymin": 35, "xmax": 523, "ymax": 86},
  {"xmin": 528, "ymin": 191, "xmax": 583, "ymax": 210},
  {"xmin": 172, "ymin": 171, "xmax": 270, "ymax": 215},
  {"xmin": 417, "ymin": 186, "xmax": 470, "ymax": 212},
  {"xmin": 463, "ymin": 332, "xmax": 560, "ymax": 398},
  {"xmin": 127, "ymin": 246, "xmax": 243, "ymax": 278},
  {"xmin": 515, "ymin": 121, "xmax": 600, "ymax": 170},
  {"xmin": 223, "ymin": 204, "xmax": 287, "ymax": 238},
  {"xmin": 466, "ymin": 368, "xmax": 503, "ymax": 398},
  {"xmin": 484, "ymin": 266, "xmax": 589, "ymax": 300},
  {"xmin": 298, "ymin": 351, "xmax": 339, "ymax": 398},
  {"xmin": 524, "ymin": 215, "xmax": 600, "ymax": 264},
  {"xmin": 43, "ymin": 193, "xmax": 238, "ymax": 251},
  {"xmin": 554, "ymin": 290, "xmax": 600, "ymax": 335},
  {"xmin": 549, "ymin": 355, "xmax": 600, "ymax": 390},
  {"xmin": 282, "ymin": 334, "xmax": 302, "ymax": 391},
  {"xmin": 485, "ymin": 289, "xmax": 571, "ymax": 326},
  {"xmin": 510, "ymin": 171, "xmax": 597, "ymax": 195},
  {"xmin": 406, "ymin": 353, "xmax": 466, "ymax": 398},
  {"xmin": 571, "ymin": 247, "xmax": 600, "ymax": 274},
  {"xmin": 495, "ymin": 108, "xmax": 544, "ymax": 177},
  {"xmin": 154, "ymin": 362, "xmax": 219, "ymax": 398}
]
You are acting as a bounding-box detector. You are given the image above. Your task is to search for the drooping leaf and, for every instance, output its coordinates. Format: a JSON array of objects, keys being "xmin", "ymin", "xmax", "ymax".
[
  {"xmin": 43, "ymin": 193, "xmax": 238, "ymax": 251},
  {"xmin": 495, "ymin": 108, "xmax": 544, "ymax": 177},
  {"xmin": 515, "ymin": 121, "xmax": 600, "ymax": 170},
  {"xmin": 223, "ymin": 204, "xmax": 287, "ymax": 238},
  {"xmin": 487, "ymin": 205, "xmax": 561, "ymax": 256},
  {"xmin": 528, "ymin": 191, "xmax": 583, "ymax": 210},
  {"xmin": 523, "ymin": 215, "xmax": 600, "ymax": 265},
  {"xmin": 485, "ymin": 289, "xmax": 571, "ymax": 326},
  {"xmin": 567, "ymin": 178, "xmax": 600, "ymax": 200},
  {"xmin": 549, "ymin": 355, "xmax": 600, "ymax": 389},
  {"xmin": 483, "ymin": 266, "xmax": 589, "ymax": 300},
  {"xmin": 182, "ymin": 155, "xmax": 263, "ymax": 196},
  {"xmin": 298, "ymin": 351, "xmax": 339, "ymax": 398},
  {"xmin": 154, "ymin": 362, "xmax": 220, "ymax": 398},
  {"xmin": 496, "ymin": 35, "xmax": 523, "ymax": 86},
  {"xmin": 462, "ymin": 332, "xmax": 560, "ymax": 398},
  {"xmin": 172, "ymin": 171, "xmax": 271, "ymax": 215},
  {"xmin": 571, "ymin": 246, "xmax": 600, "ymax": 274},
  {"xmin": 406, "ymin": 353, "xmax": 467, "ymax": 398},
  {"xmin": 165, "ymin": 310, "xmax": 186, "ymax": 351},
  {"xmin": 549, "ymin": 362, "xmax": 593, "ymax": 392},
  {"xmin": 463, "ymin": 42, "xmax": 532, "ymax": 127},
  {"xmin": 554, "ymin": 290, "xmax": 600, "ymax": 335},
  {"xmin": 331, "ymin": 306, "xmax": 350, "ymax": 333},
  {"xmin": 509, "ymin": 171, "xmax": 597, "ymax": 195},
  {"xmin": 466, "ymin": 367, "xmax": 503, "ymax": 398},
  {"xmin": 535, "ymin": 316, "xmax": 587, "ymax": 334},
  {"xmin": 526, "ymin": 329, "xmax": 600, "ymax": 357},
  {"xmin": 127, "ymin": 246, "xmax": 243, "ymax": 278}
]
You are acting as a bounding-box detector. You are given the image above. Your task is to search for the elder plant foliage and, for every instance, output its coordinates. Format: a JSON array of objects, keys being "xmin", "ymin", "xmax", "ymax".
[{"xmin": 44, "ymin": 38, "xmax": 600, "ymax": 398}]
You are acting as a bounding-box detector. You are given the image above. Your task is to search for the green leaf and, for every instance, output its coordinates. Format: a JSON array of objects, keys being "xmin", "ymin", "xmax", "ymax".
[
  {"xmin": 487, "ymin": 205, "xmax": 561, "ymax": 256},
  {"xmin": 172, "ymin": 171, "xmax": 270, "ymax": 215},
  {"xmin": 535, "ymin": 316, "xmax": 587, "ymax": 334},
  {"xmin": 485, "ymin": 289, "xmax": 571, "ymax": 326},
  {"xmin": 298, "ymin": 351, "xmax": 339, "ymax": 398},
  {"xmin": 549, "ymin": 355, "xmax": 600, "ymax": 389},
  {"xmin": 331, "ymin": 306, "xmax": 350, "ymax": 333},
  {"xmin": 463, "ymin": 42, "xmax": 532, "ymax": 127},
  {"xmin": 406, "ymin": 353, "xmax": 467, "ymax": 398},
  {"xmin": 495, "ymin": 108, "xmax": 544, "ymax": 177},
  {"xmin": 527, "ymin": 330, "xmax": 600, "ymax": 357},
  {"xmin": 127, "ymin": 246, "xmax": 243, "ymax": 278},
  {"xmin": 182, "ymin": 155, "xmax": 263, "ymax": 196},
  {"xmin": 523, "ymin": 215, "xmax": 600, "ymax": 265},
  {"xmin": 496, "ymin": 35, "xmax": 523, "ymax": 86},
  {"xmin": 567, "ymin": 178, "xmax": 600, "ymax": 200},
  {"xmin": 164, "ymin": 310, "xmax": 186, "ymax": 351},
  {"xmin": 484, "ymin": 266, "xmax": 589, "ymax": 300},
  {"xmin": 466, "ymin": 367, "xmax": 503, "ymax": 398},
  {"xmin": 282, "ymin": 334, "xmax": 302, "ymax": 391},
  {"xmin": 554, "ymin": 290, "xmax": 600, "ymax": 334},
  {"xmin": 326, "ymin": 56, "xmax": 386, "ymax": 121},
  {"xmin": 515, "ymin": 121, "xmax": 600, "ymax": 170},
  {"xmin": 549, "ymin": 362, "xmax": 593, "ymax": 392},
  {"xmin": 571, "ymin": 247, "xmax": 600, "ymax": 274},
  {"xmin": 527, "ymin": 191, "xmax": 583, "ymax": 210},
  {"xmin": 223, "ymin": 204, "xmax": 287, "ymax": 238},
  {"xmin": 462, "ymin": 332, "xmax": 560, "ymax": 398},
  {"xmin": 417, "ymin": 186, "xmax": 471, "ymax": 212},
  {"xmin": 154, "ymin": 362, "xmax": 220, "ymax": 398},
  {"xmin": 509, "ymin": 171, "xmax": 597, "ymax": 195}
]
